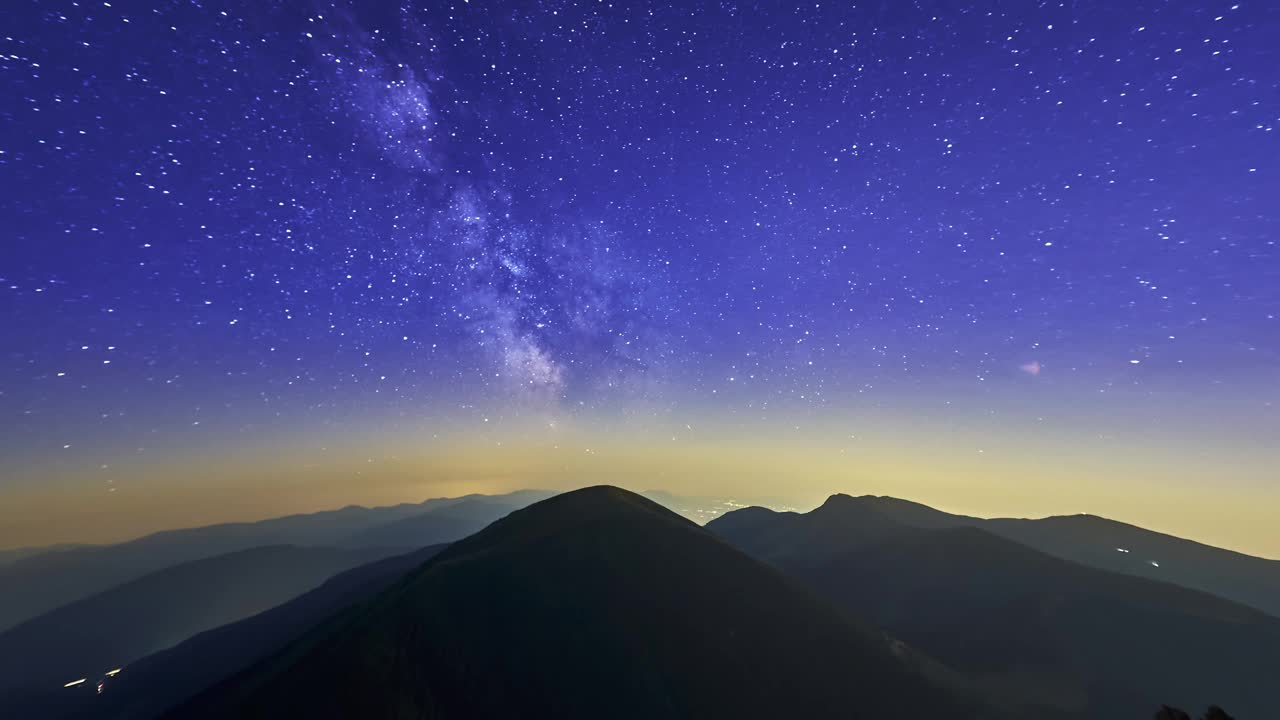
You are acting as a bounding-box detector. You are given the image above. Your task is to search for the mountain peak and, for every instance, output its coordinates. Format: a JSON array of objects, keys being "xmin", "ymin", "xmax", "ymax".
[
  {"xmin": 819, "ymin": 492, "xmax": 881, "ymax": 508},
  {"xmin": 813, "ymin": 493, "xmax": 974, "ymax": 530},
  {"xmin": 819, "ymin": 493, "xmax": 916, "ymax": 508},
  {"xmin": 509, "ymin": 484, "xmax": 676, "ymax": 522},
  {"xmin": 816, "ymin": 493, "xmax": 929, "ymax": 515},
  {"xmin": 170, "ymin": 486, "xmax": 979, "ymax": 720},
  {"xmin": 403, "ymin": 485, "xmax": 698, "ymax": 568}
]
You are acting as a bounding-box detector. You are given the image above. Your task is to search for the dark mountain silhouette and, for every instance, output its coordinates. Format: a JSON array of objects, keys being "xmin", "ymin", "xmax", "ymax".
[
  {"xmin": 0, "ymin": 545, "xmax": 447, "ymax": 720},
  {"xmin": 0, "ymin": 544, "xmax": 399, "ymax": 696},
  {"xmin": 706, "ymin": 495, "xmax": 931, "ymax": 566},
  {"xmin": 709, "ymin": 496, "xmax": 1280, "ymax": 720},
  {"xmin": 0, "ymin": 490, "xmax": 552, "ymax": 632},
  {"xmin": 166, "ymin": 487, "xmax": 993, "ymax": 720},
  {"xmin": 713, "ymin": 493, "xmax": 1280, "ymax": 617},
  {"xmin": 983, "ymin": 513, "xmax": 1280, "ymax": 618}
]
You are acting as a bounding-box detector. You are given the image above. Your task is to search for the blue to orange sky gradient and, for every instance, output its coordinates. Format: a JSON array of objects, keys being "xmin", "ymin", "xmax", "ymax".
[{"xmin": 1, "ymin": 1, "xmax": 1277, "ymax": 555}]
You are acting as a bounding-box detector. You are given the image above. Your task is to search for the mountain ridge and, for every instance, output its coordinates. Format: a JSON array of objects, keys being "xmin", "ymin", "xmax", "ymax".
[
  {"xmin": 0, "ymin": 544, "xmax": 401, "ymax": 695},
  {"xmin": 774, "ymin": 493, "xmax": 1280, "ymax": 616},
  {"xmin": 708, "ymin": 496, "xmax": 1280, "ymax": 719},
  {"xmin": 167, "ymin": 486, "xmax": 998, "ymax": 720},
  {"xmin": 0, "ymin": 489, "xmax": 554, "ymax": 632}
]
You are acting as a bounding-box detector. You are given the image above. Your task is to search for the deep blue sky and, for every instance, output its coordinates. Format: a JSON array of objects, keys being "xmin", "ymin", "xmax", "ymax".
[{"xmin": 1, "ymin": 0, "xmax": 1277, "ymax": 548}]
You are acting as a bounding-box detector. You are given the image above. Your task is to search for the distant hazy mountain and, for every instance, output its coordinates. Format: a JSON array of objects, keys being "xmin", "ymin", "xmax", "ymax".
[
  {"xmin": 0, "ymin": 544, "xmax": 401, "ymax": 696},
  {"xmin": 0, "ymin": 545, "xmax": 447, "ymax": 720},
  {"xmin": 0, "ymin": 490, "xmax": 553, "ymax": 632},
  {"xmin": 0, "ymin": 544, "xmax": 88, "ymax": 567},
  {"xmin": 343, "ymin": 494, "xmax": 555, "ymax": 548},
  {"xmin": 709, "ymin": 495, "xmax": 1280, "ymax": 719},
  {"xmin": 638, "ymin": 489, "xmax": 792, "ymax": 524},
  {"xmin": 166, "ymin": 487, "xmax": 992, "ymax": 720}
]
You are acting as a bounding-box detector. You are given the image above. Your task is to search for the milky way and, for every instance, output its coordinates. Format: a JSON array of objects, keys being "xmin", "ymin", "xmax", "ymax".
[{"xmin": 1, "ymin": 1, "xmax": 1278, "ymax": 548}]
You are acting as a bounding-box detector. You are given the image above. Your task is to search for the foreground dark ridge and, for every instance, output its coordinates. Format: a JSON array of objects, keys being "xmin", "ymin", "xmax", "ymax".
[{"xmin": 168, "ymin": 486, "xmax": 990, "ymax": 720}]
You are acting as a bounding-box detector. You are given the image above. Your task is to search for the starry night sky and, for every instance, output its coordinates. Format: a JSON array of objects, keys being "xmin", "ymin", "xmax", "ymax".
[{"xmin": 2, "ymin": 1, "xmax": 1278, "ymax": 553}]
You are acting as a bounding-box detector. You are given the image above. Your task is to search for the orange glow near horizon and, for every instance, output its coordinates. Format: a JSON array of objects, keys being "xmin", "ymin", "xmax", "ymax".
[{"xmin": 4, "ymin": 409, "xmax": 1278, "ymax": 560}]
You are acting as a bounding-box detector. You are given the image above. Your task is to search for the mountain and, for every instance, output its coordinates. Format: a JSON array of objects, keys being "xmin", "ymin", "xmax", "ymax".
[
  {"xmin": 167, "ymin": 486, "xmax": 993, "ymax": 720},
  {"xmin": 0, "ymin": 544, "xmax": 88, "ymax": 567},
  {"xmin": 638, "ymin": 489, "xmax": 791, "ymax": 524},
  {"xmin": 0, "ymin": 545, "xmax": 447, "ymax": 720},
  {"xmin": 342, "ymin": 495, "xmax": 553, "ymax": 548},
  {"xmin": 709, "ymin": 496, "xmax": 1280, "ymax": 719},
  {"xmin": 983, "ymin": 513, "xmax": 1280, "ymax": 619},
  {"xmin": 0, "ymin": 544, "xmax": 401, "ymax": 697},
  {"xmin": 0, "ymin": 490, "xmax": 552, "ymax": 632},
  {"xmin": 705, "ymin": 494, "xmax": 942, "ymax": 566},
  {"xmin": 713, "ymin": 493, "xmax": 1280, "ymax": 618},
  {"xmin": 344, "ymin": 488, "xmax": 781, "ymax": 542}
]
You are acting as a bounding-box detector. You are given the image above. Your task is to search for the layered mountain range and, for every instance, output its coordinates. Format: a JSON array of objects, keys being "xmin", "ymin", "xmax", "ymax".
[{"xmin": 1, "ymin": 487, "xmax": 1271, "ymax": 719}]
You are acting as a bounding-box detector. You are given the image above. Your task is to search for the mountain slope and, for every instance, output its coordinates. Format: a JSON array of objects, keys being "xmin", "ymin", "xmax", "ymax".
[
  {"xmin": 709, "ymin": 498, "xmax": 1280, "ymax": 719},
  {"xmin": 342, "ymin": 498, "xmax": 537, "ymax": 548},
  {"xmin": 0, "ymin": 490, "xmax": 552, "ymax": 632},
  {"xmin": 0, "ymin": 544, "xmax": 398, "ymax": 695},
  {"xmin": 0, "ymin": 545, "xmax": 447, "ymax": 720},
  {"xmin": 713, "ymin": 494, "xmax": 1280, "ymax": 618},
  {"xmin": 984, "ymin": 513, "xmax": 1280, "ymax": 618},
  {"xmin": 0, "ymin": 543, "xmax": 87, "ymax": 567},
  {"xmin": 707, "ymin": 494, "xmax": 949, "ymax": 565},
  {"xmin": 169, "ymin": 486, "xmax": 992, "ymax": 720}
]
